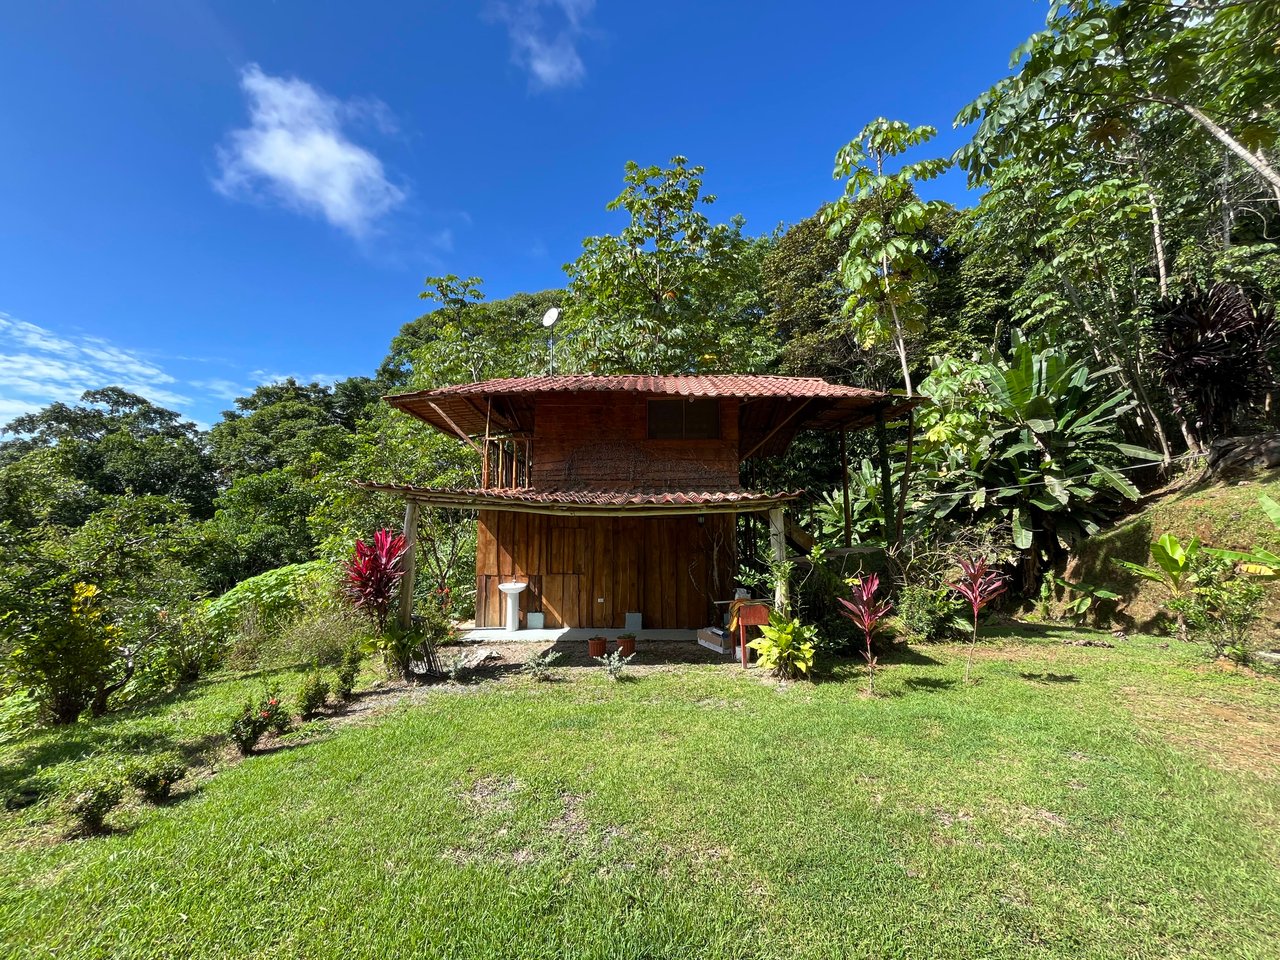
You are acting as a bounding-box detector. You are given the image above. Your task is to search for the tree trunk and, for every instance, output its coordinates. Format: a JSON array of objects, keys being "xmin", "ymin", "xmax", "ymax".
[
  {"xmin": 1133, "ymin": 143, "xmax": 1169, "ymax": 298},
  {"xmin": 1177, "ymin": 102, "xmax": 1280, "ymax": 195}
]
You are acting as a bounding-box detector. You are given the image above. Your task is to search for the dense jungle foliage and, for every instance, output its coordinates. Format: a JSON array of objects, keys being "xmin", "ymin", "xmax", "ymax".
[{"xmin": 2, "ymin": 0, "xmax": 1277, "ymax": 725}]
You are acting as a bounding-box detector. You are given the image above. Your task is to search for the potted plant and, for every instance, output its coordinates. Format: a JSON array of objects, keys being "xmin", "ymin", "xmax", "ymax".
[
  {"xmin": 616, "ymin": 632, "xmax": 637, "ymax": 657},
  {"xmin": 587, "ymin": 635, "xmax": 607, "ymax": 658}
]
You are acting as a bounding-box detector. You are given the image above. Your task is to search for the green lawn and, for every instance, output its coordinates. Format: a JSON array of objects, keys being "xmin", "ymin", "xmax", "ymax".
[{"xmin": 2, "ymin": 629, "xmax": 1278, "ymax": 959}]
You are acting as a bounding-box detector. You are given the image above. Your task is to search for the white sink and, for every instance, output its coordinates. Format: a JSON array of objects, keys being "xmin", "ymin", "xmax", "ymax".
[{"xmin": 498, "ymin": 581, "xmax": 527, "ymax": 632}]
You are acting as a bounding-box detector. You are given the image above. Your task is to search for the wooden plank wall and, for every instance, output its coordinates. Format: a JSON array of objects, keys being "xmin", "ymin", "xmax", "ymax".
[
  {"xmin": 475, "ymin": 510, "xmax": 736, "ymax": 629},
  {"xmin": 530, "ymin": 395, "xmax": 741, "ymax": 489}
]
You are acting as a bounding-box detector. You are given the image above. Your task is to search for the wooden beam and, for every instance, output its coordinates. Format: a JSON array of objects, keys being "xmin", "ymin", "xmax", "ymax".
[
  {"xmin": 427, "ymin": 401, "xmax": 483, "ymax": 454},
  {"xmin": 398, "ymin": 501, "xmax": 420, "ymax": 630},
  {"xmin": 839, "ymin": 429, "xmax": 852, "ymax": 548},
  {"xmin": 741, "ymin": 399, "xmax": 812, "ymax": 461},
  {"xmin": 874, "ymin": 407, "xmax": 895, "ymax": 542},
  {"xmin": 768, "ymin": 506, "xmax": 788, "ymax": 616}
]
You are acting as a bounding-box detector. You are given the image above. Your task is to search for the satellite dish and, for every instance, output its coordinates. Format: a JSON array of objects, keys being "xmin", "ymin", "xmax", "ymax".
[{"xmin": 541, "ymin": 307, "xmax": 560, "ymax": 328}]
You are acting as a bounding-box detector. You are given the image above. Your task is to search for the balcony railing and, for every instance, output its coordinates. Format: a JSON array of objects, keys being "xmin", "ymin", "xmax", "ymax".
[{"xmin": 481, "ymin": 436, "xmax": 532, "ymax": 489}]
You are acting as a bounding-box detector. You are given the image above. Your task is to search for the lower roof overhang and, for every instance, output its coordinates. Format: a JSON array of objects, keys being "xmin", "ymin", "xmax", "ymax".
[{"xmin": 354, "ymin": 482, "xmax": 802, "ymax": 517}]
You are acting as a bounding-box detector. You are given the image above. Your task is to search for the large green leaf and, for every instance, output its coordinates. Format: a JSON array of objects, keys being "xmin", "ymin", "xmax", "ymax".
[{"xmin": 1013, "ymin": 505, "xmax": 1033, "ymax": 549}]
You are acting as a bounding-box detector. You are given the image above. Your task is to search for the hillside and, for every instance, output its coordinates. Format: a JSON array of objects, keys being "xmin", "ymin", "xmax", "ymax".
[{"xmin": 1064, "ymin": 470, "xmax": 1280, "ymax": 644}]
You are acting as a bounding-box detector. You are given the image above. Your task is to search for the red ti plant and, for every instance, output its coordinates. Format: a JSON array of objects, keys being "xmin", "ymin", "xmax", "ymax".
[
  {"xmin": 344, "ymin": 529, "xmax": 407, "ymax": 633},
  {"xmin": 838, "ymin": 573, "xmax": 893, "ymax": 694},
  {"xmin": 948, "ymin": 556, "xmax": 1007, "ymax": 683}
]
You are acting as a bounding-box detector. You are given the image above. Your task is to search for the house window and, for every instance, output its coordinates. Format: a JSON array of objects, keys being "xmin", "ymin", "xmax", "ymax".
[{"xmin": 647, "ymin": 398, "xmax": 720, "ymax": 440}]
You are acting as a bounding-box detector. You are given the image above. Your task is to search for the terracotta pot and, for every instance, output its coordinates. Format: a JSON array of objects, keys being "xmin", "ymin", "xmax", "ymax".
[
  {"xmin": 617, "ymin": 635, "xmax": 636, "ymax": 657},
  {"xmin": 587, "ymin": 636, "xmax": 607, "ymax": 658}
]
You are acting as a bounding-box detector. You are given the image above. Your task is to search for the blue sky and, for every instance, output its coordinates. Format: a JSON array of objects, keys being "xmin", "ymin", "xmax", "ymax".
[{"xmin": 0, "ymin": 1, "xmax": 1045, "ymax": 427}]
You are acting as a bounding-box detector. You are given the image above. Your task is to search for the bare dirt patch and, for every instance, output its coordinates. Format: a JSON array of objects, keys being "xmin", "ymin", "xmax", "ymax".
[
  {"xmin": 1123, "ymin": 688, "xmax": 1280, "ymax": 781},
  {"xmin": 461, "ymin": 774, "xmax": 522, "ymax": 815}
]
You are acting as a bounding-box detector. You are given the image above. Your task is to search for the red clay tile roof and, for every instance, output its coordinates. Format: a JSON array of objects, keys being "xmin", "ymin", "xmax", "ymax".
[
  {"xmin": 403, "ymin": 374, "xmax": 885, "ymax": 400},
  {"xmin": 384, "ymin": 373, "xmax": 917, "ymax": 457},
  {"xmin": 355, "ymin": 482, "xmax": 801, "ymax": 514}
]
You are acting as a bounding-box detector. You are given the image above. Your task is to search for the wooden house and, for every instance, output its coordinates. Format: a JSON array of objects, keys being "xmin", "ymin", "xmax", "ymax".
[{"xmin": 363, "ymin": 375, "xmax": 911, "ymax": 631}]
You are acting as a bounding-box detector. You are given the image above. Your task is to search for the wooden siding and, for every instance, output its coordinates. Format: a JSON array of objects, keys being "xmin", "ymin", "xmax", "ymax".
[
  {"xmin": 475, "ymin": 510, "xmax": 736, "ymax": 629},
  {"xmin": 530, "ymin": 395, "xmax": 740, "ymax": 489}
]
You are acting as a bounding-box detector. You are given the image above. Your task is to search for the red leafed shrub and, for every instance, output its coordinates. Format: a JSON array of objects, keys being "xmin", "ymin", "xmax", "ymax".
[
  {"xmin": 948, "ymin": 556, "xmax": 1007, "ymax": 683},
  {"xmin": 344, "ymin": 529, "xmax": 407, "ymax": 633},
  {"xmin": 838, "ymin": 573, "xmax": 893, "ymax": 694}
]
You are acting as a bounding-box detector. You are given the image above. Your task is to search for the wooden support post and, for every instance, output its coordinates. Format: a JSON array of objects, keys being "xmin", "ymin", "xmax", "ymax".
[
  {"xmin": 398, "ymin": 501, "xmax": 419, "ymax": 631},
  {"xmin": 839, "ymin": 429, "xmax": 852, "ymax": 548},
  {"xmin": 875, "ymin": 408, "xmax": 895, "ymax": 543},
  {"xmin": 768, "ymin": 506, "xmax": 788, "ymax": 616}
]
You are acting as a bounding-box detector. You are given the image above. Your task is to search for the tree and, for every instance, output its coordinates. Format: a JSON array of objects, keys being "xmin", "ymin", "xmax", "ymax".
[
  {"xmin": 958, "ymin": 1, "xmax": 1280, "ymax": 199},
  {"xmin": 209, "ymin": 378, "xmax": 363, "ymax": 480},
  {"xmin": 379, "ymin": 275, "xmax": 487, "ymax": 386},
  {"xmin": 824, "ymin": 119, "xmax": 951, "ymax": 397},
  {"xmin": 1, "ymin": 389, "xmax": 216, "ymax": 518},
  {"xmin": 563, "ymin": 156, "xmax": 775, "ymax": 374},
  {"xmin": 198, "ymin": 469, "xmax": 319, "ymax": 591}
]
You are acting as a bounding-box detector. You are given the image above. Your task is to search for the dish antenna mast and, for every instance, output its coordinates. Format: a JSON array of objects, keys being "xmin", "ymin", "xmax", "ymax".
[{"xmin": 542, "ymin": 307, "xmax": 560, "ymax": 374}]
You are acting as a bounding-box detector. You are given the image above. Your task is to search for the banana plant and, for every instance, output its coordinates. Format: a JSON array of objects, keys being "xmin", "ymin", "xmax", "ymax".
[
  {"xmin": 1205, "ymin": 495, "xmax": 1280, "ymax": 580},
  {"xmin": 1114, "ymin": 533, "xmax": 1202, "ymax": 640}
]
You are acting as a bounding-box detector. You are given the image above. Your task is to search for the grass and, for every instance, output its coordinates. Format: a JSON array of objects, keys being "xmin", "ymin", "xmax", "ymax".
[{"xmin": 1, "ymin": 629, "xmax": 1278, "ymax": 959}]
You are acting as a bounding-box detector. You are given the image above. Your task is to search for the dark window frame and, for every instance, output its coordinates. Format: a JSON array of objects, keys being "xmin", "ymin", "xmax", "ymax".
[{"xmin": 646, "ymin": 398, "xmax": 721, "ymax": 440}]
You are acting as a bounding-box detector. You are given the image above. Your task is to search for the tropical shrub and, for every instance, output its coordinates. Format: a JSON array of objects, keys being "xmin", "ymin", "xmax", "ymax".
[
  {"xmin": 911, "ymin": 333, "xmax": 1160, "ymax": 589},
  {"xmin": 205, "ymin": 560, "xmax": 334, "ymax": 640},
  {"xmin": 65, "ymin": 776, "xmax": 125, "ymax": 834},
  {"xmin": 125, "ymin": 754, "xmax": 186, "ymax": 803},
  {"xmin": 748, "ymin": 613, "xmax": 818, "ymax": 680},
  {"xmin": 295, "ymin": 672, "xmax": 330, "ymax": 719},
  {"xmin": 1115, "ymin": 533, "xmax": 1202, "ymax": 640},
  {"xmin": 343, "ymin": 530, "xmax": 406, "ymax": 633},
  {"xmin": 1167, "ymin": 555, "xmax": 1266, "ymax": 664},
  {"xmin": 1152, "ymin": 284, "xmax": 1278, "ymax": 446},
  {"xmin": 948, "ymin": 557, "xmax": 1007, "ymax": 683},
  {"xmin": 838, "ymin": 573, "xmax": 893, "ymax": 693},
  {"xmin": 1052, "ymin": 578, "xmax": 1121, "ymax": 626}
]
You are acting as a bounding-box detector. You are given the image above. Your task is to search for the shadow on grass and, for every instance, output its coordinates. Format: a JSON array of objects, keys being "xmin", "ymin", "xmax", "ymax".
[
  {"xmin": 904, "ymin": 677, "xmax": 958, "ymax": 693},
  {"xmin": 1020, "ymin": 672, "xmax": 1081, "ymax": 684},
  {"xmin": 879, "ymin": 644, "xmax": 943, "ymax": 667}
]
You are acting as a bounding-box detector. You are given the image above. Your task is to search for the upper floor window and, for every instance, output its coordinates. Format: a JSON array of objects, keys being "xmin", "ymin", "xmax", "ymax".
[{"xmin": 647, "ymin": 398, "xmax": 720, "ymax": 440}]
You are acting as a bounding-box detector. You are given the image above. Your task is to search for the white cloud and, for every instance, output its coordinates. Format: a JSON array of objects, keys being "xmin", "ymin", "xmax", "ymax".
[
  {"xmin": 490, "ymin": 0, "xmax": 595, "ymax": 90},
  {"xmin": 189, "ymin": 378, "xmax": 254, "ymax": 402},
  {"xmin": 214, "ymin": 65, "xmax": 405, "ymax": 238},
  {"xmin": 0, "ymin": 313, "xmax": 192, "ymax": 425}
]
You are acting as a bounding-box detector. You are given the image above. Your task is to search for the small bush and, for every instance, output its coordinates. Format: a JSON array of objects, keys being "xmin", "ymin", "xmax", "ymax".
[
  {"xmin": 65, "ymin": 776, "xmax": 125, "ymax": 834},
  {"xmin": 332, "ymin": 640, "xmax": 363, "ymax": 701},
  {"xmin": 229, "ymin": 691, "xmax": 287, "ymax": 755},
  {"xmin": 276, "ymin": 606, "xmax": 361, "ymax": 668},
  {"xmin": 895, "ymin": 585, "xmax": 962, "ymax": 642},
  {"xmin": 125, "ymin": 754, "xmax": 186, "ymax": 803},
  {"xmin": 295, "ymin": 672, "xmax": 330, "ymax": 719},
  {"xmin": 522, "ymin": 650, "xmax": 563, "ymax": 682},
  {"xmin": 594, "ymin": 649, "xmax": 635, "ymax": 681}
]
